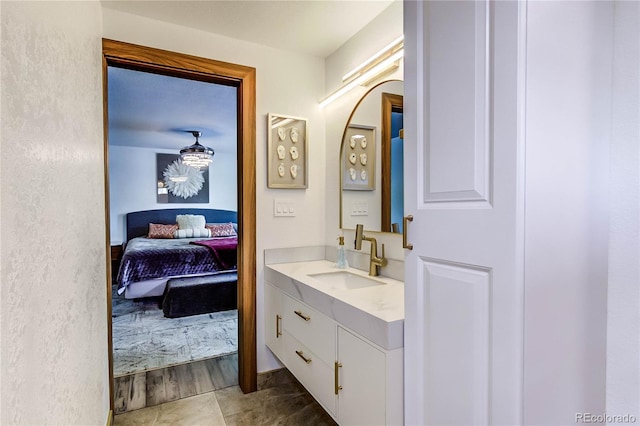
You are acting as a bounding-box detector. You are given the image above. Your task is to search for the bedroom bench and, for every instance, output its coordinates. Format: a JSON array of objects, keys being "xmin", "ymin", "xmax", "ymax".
[{"xmin": 162, "ymin": 272, "xmax": 238, "ymax": 318}]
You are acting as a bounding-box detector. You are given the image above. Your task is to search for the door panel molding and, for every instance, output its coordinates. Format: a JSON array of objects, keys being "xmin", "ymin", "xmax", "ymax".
[
  {"xmin": 423, "ymin": 0, "xmax": 493, "ymax": 207},
  {"xmin": 420, "ymin": 257, "xmax": 491, "ymax": 425}
]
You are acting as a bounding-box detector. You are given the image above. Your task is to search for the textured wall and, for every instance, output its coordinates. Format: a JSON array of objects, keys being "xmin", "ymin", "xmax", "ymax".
[
  {"xmin": 607, "ymin": 0, "xmax": 640, "ymax": 420},
  {"xmin": 1, "ymin": 2, "xmax": 110, "ymax": 425}
]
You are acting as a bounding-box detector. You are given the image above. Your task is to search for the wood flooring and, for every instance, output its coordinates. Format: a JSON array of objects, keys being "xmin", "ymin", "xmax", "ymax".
[{"xmin": 114, "ymin": 352, "xmax": 238, "ymax": 414}]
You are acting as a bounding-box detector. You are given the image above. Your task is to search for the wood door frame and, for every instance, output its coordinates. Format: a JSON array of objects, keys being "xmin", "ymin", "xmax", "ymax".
[
  {"xmin": 101, "ymin": 39, "xmax": 257, "ymax": 411},
  {"xmin": 381, "ymin": 92, "xmax": 404, "ymax": 232}
]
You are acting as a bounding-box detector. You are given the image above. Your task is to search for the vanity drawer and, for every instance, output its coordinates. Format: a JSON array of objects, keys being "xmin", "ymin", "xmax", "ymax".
[
  {"xmin": 283, "ymin": 294, "xmax": 335, "ymax": 365},
  {"xmin": 283, "ymin": 331, "xmax": 336, "ymax": 416}
]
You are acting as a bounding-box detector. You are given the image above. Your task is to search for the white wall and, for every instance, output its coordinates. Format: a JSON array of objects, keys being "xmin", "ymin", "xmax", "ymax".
[
  {"xmin": 102, "ymin": 8, "xmax": 326, "ymax": 373},
  {"xmin": 0, "ymin": 2, "xmax": 109, "ymax": 425},
  {"xmin": 524, "ymin": 2, "xmax": 612, "ymax": 423},
  {"xmin": 109, "ymin": 145, "xmax": 237, "ymax": 243},
  {"xmin": 323, "ymin": 1, "xmax": 405, "ymax": 261},
  {"xmin": 325, "ymin": 0, "xmax": 403, "ymax": 92},
  {"xmin": 606, "ymin": 1, "xmax": 640, "ymax": 421}
]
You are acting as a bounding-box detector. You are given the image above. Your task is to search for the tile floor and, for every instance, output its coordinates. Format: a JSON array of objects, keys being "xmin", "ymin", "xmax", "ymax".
[{"xmin": 114, "ymin": 368, "xmax": 337, "ymax": 426}]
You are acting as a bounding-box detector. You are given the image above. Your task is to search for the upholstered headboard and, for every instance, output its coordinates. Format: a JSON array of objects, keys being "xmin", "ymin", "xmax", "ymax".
[{"xmin": 125, "ymin": 208, "xmax": 238, "ymax": 243}]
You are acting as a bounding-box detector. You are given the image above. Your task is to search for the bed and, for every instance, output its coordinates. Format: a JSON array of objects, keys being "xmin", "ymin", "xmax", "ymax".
[{"xmin": 116, "ymin": 208, "xmax": 238, "ymax": 299}]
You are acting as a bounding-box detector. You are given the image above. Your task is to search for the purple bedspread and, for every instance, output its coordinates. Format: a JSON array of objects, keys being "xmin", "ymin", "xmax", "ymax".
[
  {"xmin": 190, "ymin": 237, "xmax": 238, "ymax": 270},
  {"xmin": 117, "ymin": 237, "xmax": 238, "ymax": 293}
]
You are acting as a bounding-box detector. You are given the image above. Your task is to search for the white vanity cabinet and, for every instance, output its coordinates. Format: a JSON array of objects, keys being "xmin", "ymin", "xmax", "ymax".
[
  {"xmin": 336, "ymin": 326, "xmax": 386, "ymax": 425},
  {"xmin": 264, "ymin": 282, "xmax": 284, "ymax": 360},
  {"xmin": 264, "ymin": 274, "xmax": 403, "ymax": 426},
  {"xmin": 282, "ymin": 294, "xmax": 337, "ymax": 416}
]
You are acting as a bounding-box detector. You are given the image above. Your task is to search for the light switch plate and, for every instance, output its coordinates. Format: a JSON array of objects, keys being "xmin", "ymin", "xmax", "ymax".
[
  {"xmin": 351, "ymin": 201, "xmax": 368, "ymax": 216},
  {"xmin": 274, "ymin": 199, "xmax": 296, "ymax": 217}
]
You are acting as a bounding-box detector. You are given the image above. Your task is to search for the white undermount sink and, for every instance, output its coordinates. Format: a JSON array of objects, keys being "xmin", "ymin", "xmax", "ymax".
[{"xmin": 307, "ymin": 270, "xmax": 385, "ymax": 290}]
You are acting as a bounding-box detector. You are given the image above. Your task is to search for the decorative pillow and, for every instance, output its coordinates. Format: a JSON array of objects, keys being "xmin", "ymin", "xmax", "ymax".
[
  {"xmin": 174, "ymin": 228, "xmax": 212, "ymax": 239},
  {"xmin": 148, "ymin": 223, "xmax": 178, "ymax": 239},
  {"xmin": 176, "ymin": 214, "xmax": 206, "ymax": 230},
  {"xmin": 205, "ymin": 222, "xmax": 237, "ymax": 237}
]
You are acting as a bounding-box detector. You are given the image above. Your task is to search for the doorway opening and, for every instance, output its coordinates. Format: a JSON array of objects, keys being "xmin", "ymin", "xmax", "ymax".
[
  {"xmin": 381, "ymin": 92, "xmax": 404, "ymax": 233},
  {"xmin": 102, "ymin": 39, "xmax": 256, "ymax": 413}
]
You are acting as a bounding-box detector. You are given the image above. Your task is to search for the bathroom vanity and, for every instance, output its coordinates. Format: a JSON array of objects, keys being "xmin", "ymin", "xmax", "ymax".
[{"xmin": 264, "ymin": 260, "xmax": 404, "ymax": 425}]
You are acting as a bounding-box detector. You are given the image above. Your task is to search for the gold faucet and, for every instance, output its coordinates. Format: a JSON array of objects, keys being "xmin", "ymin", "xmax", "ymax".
[{"xmin": 354, "ymin": 224, "xmax": 387, "ymax": 276}]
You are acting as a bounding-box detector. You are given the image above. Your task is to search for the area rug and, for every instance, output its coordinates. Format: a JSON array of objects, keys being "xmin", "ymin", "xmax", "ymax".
[{"xmin": 112, "ymin": 287, "xmax": 238, "ymax": 377}]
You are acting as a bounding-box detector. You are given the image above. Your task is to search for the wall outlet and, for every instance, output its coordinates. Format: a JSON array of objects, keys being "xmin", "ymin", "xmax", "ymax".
[{"xmin": 274, "ymin": 199, "xmax": 296, "ymax": 217}]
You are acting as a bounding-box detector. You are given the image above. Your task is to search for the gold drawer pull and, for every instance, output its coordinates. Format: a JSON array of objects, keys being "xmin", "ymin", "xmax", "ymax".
[
  {"xmin": 294, "ymin": 310, "xmax": 310, "ymax": 321},
  {"xmin": 334, "ymin": 361, "xmax": 343, "ymax": 394},
  {"xmin": 276, "ymin": 314, "xmax": 282, "ymax": 338},
  {"xmin": 295, "ymin": 350, "xmax": 312, "ymax": 364}
]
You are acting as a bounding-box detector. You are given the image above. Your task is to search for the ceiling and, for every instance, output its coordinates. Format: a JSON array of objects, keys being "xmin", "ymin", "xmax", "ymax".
[
  {"xmin": 104, "ymin": 0, "xmax": 395, "ymax": 151},
  {"xmin": 101, "ymin": 0, "xmax": 395, "ymax": 58},
  {"xmin": 107, "ymin": 67, "xmax": 238, "ymax": 152}
]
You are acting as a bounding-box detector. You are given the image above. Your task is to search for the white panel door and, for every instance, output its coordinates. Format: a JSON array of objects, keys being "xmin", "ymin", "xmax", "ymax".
[{"xmin": 404, "ymin": 1, "xmax": 525, "ymax": 425}]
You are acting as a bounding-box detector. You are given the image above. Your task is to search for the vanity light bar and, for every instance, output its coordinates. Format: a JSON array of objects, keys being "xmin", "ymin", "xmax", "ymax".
[
  {"xmin": 319, "ymin": 48, "xmax": 404, "ymax": 109},
  {"xmin": 342, "ymin": 35, "xmax": 404, "ymax": 83}
]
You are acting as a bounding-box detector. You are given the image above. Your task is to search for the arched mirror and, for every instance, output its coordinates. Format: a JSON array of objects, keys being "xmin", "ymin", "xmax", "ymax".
[{"xmin": 340, "ymin": 80, "xmax": 404, "ymax": 233}]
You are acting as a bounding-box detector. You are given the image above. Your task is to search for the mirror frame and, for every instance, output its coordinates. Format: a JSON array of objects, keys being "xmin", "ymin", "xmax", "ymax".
[{"xmin": 339, "ymin": 79, "xmax": 403, "ymax": 233}]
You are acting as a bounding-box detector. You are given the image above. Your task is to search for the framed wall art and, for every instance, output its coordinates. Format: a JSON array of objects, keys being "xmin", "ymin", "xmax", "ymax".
[
  {"xmin": 342, "ymin": 124, "xmax": 375, "ymax": 191},
  {"xmin": 267, "ymin": 113, "xmax": 308, "ymax": 189},
  {"xmin": 156, "ymin": 153, "xmax": 210, "ymax": 203}
]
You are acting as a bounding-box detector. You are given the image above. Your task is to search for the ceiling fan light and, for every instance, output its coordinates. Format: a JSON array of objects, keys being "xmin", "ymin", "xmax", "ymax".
[{"xmin": 180, "ymin": 131, "xmax": 214, "ymax": 169}]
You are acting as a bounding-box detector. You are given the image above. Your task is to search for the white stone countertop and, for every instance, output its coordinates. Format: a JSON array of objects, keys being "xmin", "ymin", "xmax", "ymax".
[{"xmin": 265, "ymin": 260, "xmax": 404, "ymax": 350}]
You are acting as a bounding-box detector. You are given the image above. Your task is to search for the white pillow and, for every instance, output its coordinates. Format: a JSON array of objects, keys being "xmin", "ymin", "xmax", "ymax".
[
  {"xmin": 174, "ymin": 228, "xmax": 211, "ymax": 239},
  {"xmin": 176, "ymin": 214, "xmax": 206, "ymax": 230}
]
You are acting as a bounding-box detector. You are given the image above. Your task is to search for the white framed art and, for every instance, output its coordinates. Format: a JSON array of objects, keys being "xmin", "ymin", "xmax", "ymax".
[{"xmin": 267, "ymin": 113, "xmax": 308, "ymax": 189}]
